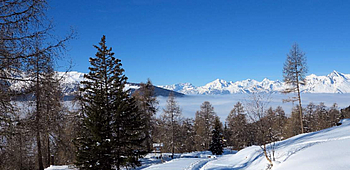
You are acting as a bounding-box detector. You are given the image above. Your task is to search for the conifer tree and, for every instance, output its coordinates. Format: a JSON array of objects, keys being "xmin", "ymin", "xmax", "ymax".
[
  {"xmin": 209, "ymin": 117, "xmax": 223, "ymax": 155},
  {"xmin": 282, "ymin": 43, "xmax": 308, "ymax": 134},
  {"xmin": 75, "ymin": 35, "xmax": 145, "ymax": 170}
]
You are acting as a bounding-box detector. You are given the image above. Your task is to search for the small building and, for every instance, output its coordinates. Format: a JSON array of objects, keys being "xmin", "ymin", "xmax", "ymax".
[{"xmin": 152, "ymin": 143, "xmax": 163, "ymax": 153}]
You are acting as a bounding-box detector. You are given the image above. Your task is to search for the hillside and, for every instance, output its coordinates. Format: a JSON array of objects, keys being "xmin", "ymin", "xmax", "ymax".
[{"xmin": 45, "ymin": 119, "xmax": 350, "ymax": 170}]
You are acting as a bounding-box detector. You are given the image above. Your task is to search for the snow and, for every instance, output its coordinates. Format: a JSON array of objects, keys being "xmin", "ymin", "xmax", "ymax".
[
  {"xmin": 200, "ymin": 119, "xmax": 350, "ymax": 170},
  {"xmin": 45, "ymin": 165, "xmax": 76, "ymax": 170}
]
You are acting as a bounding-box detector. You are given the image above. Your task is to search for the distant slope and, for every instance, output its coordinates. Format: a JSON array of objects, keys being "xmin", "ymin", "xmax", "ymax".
[
  {"xmin": 10, "ymin": 71, "xmax": 185, "ymax": 101},
  {"xmin": 159, "ymin": 70, "xmax": 350, "ymax": 94},
  {"xmin": 127, "ymin": 82, "xmax": 185, "ymax": 97}
]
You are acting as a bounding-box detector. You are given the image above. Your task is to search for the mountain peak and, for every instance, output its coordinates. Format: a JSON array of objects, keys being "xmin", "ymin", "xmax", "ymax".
[
  {"xmin": 209, "ymin": 79, "xmax": 228, "ymax": 86},
  {"xmin": 328, "ymin": 70, "xmax": 345, "ymax": 79}
]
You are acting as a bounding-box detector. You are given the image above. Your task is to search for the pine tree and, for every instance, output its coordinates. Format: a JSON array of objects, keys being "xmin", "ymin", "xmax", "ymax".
[
  {"xmin": 74, "ymin": 35, "xmax": 146, "ymax": 170},
  {"xmin": 282, "ymin": 43, "xmax": 308, "ymax": 134},
  {"xmin": 209, "ymin": 117, "xmax": 223, "ymax": 155}
]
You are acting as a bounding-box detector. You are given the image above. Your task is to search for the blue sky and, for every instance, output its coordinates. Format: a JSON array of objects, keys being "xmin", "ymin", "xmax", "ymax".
[{"xmin": 48, "ymin": 0, "xmax": 350, "ymax": 86}]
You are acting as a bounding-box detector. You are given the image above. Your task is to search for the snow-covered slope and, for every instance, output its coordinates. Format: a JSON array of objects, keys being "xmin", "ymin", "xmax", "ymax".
[
  {"xmin": 201, "ymin": 119, "xmax": 350, "ymax": 170},
  {"xmin": 159, "ymin": 71, "xmax": 350, "ymax": 94}
]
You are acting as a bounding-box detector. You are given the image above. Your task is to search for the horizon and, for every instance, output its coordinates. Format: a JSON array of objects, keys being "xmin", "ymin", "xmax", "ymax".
[
  {"xmin": 62, "ymin": 69, "xmax": 348, "ymax": 86},
  {"xmin": 48, "ymin": 0, "xmax": 350, "ymax": 86}
]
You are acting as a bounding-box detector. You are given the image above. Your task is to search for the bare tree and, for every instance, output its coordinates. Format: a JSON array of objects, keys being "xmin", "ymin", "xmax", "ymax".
[
  {"xmin": 133, "ymin": 79, "xmax": 159, "ymax": 153},
  {"xmin": 225, "ymin": 102, "xmax": 248, "ymax": 150},
  {"xmin": 282, "ymin": 43, "xmax": 308, "ymax": 134},
  {"xmin": 161, "ymin": 93, "xmax": 182, "ymax": 159},
  {"xmin": 245, "ymin": 92, "xmax": 275, "ymax": 169},
  {"xmin": 194, "ymin": 101, "xmax": 217, "ymax": 151},
  {"xmin": 1, "ymin": 1, "xmax": 73, "ymax": 169}
]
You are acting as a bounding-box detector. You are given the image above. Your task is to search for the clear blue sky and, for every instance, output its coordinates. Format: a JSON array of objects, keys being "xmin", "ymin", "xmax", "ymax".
[{"xmin": 48, "ymin": 0, "xmax": 350, "ymax": 86}]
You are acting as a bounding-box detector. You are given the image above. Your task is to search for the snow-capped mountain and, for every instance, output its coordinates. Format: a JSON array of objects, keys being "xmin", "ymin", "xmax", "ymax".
[
  {"xmin": 13, "ymin": 70, "xmax": 349, "ymax": 97},
  {"xmin": 9, "ymin": 71, "xmax": 184, "ymax": 99},
  {"xmin": 159, "ymin": 70, "xmax": 350, "ymax": 94}
]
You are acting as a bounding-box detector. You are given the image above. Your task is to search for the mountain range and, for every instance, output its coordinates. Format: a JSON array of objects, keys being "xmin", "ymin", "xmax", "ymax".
[
  {"xmin": 159, "ymin": 70, "xmax": 350, "ymax": 95},
  {"xmin": 56, "ymin": 71, "xmax": 185, "ymax": 98},
  {"xmin": 13, "ymin": 70, "xmax": 349, "ymax": 98}
]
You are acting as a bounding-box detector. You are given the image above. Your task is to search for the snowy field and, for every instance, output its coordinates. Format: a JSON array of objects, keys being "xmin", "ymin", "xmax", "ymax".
[
  {"xmin": 46, "ymin": 119, "xmax": 350, "ymax": 170},
  {"xmin": 157, "ymin": 93, "xmax": 350, "ymax": 121}
]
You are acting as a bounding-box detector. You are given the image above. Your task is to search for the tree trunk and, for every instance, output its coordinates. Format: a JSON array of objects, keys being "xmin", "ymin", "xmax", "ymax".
[
  {"xmin": 262, "ymin": 144, "xmax": 273, "ymax": 167},
  {"xmin": 171, "ymin": 111, "xmax": 174, "ymax": 159},
  {"xmin": 36, "ymin": 57, "xmax": 44, "ymax": 170},
  {"xmin": 296, "ymin": 71, "xmax": 304, "ymax": 134},
  {"xmin": 47, "ymin": 135, "xmax": 50, "ymax": 166}
]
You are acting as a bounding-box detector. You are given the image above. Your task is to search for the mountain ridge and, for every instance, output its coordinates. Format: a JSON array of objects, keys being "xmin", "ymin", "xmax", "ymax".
[
  {"xmin": 159, "ymin": 70, "xmax": 350, "ymax": 94},
  {"xmin": 17, "ymin": 70, "xmax": 348, "ymax": 96}
]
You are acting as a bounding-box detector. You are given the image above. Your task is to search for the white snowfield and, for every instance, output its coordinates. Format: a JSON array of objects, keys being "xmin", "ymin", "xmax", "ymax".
[
  {"xmin": 201, "ymin": 119, "xmax": 350, "ymax": 170},
  {"xmin": 45, "ymin": 119, "xmax": 350, "ymax": 170}
]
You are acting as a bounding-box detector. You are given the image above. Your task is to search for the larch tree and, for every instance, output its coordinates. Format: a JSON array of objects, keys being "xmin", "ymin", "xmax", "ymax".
[
  {"xmin": 133, "ymin": 79, "xmax": 158, "ymax": 153},
  {"xmin": 245, "ymin": 92, "xmax": 274, "ymax": 169},
  {"xmin": 194, "ymin": 101, "xmax": 217, "ymax": 151},
  {"xmin": 161, "ymin": 92, "xmax": 182, "ymax": 159},
  {"xmin": 179, "ymin": 118, "xmax": 196, "ymax": 153},
  {"xmin": 74, "ymin": 35, "xmax": 146, "ymax": 170},
  {"xmin": 225, "ymin": 102, "xmax": 248, "ymax": 150},
  {"xmin": 282, "ymin": 43, "xmax": 308, "ymax": 134},
  {"xmin": 1, "ymin": 0, "xmax": 72, "ymax": 169}
]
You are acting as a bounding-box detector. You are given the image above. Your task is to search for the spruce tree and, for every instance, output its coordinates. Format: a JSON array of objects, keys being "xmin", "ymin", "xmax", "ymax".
[
  {"xmin": 209, "ymin": 117, "xmax": 223, "ymax": 155},
  {"xmin": 75, "ymin": 35, "xmax": 145, "ymax": 170}
]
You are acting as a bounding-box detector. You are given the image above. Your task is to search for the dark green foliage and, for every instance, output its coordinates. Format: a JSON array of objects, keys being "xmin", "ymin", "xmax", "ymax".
[
  {"xmin": 209, "ymin": 117, "xmax": 223, "ymax": 155},
  {"xmin": 74, "ymin": 35, "xmax": 146, "ymax": 170}
]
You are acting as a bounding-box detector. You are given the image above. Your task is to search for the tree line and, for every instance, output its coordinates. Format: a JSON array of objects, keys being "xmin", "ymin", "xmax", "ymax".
[{"xmin": 150, "ymin": 94, "xmax": 350, "ymax": 157}]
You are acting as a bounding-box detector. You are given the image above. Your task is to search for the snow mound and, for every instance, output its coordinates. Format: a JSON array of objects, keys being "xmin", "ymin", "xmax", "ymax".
[{"xmin": 45, "ymin": 165, "xmax": 76, "ymax": 170}]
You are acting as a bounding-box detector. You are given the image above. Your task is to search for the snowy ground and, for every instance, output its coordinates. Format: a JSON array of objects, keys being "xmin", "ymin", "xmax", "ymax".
[
  {"xmin": 200, "ymin": 119, "xmax": 350, "ymax": 170},
  {"xmin": 45, "ymin": 119, "xmax": 350, "ymax": 170}
]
